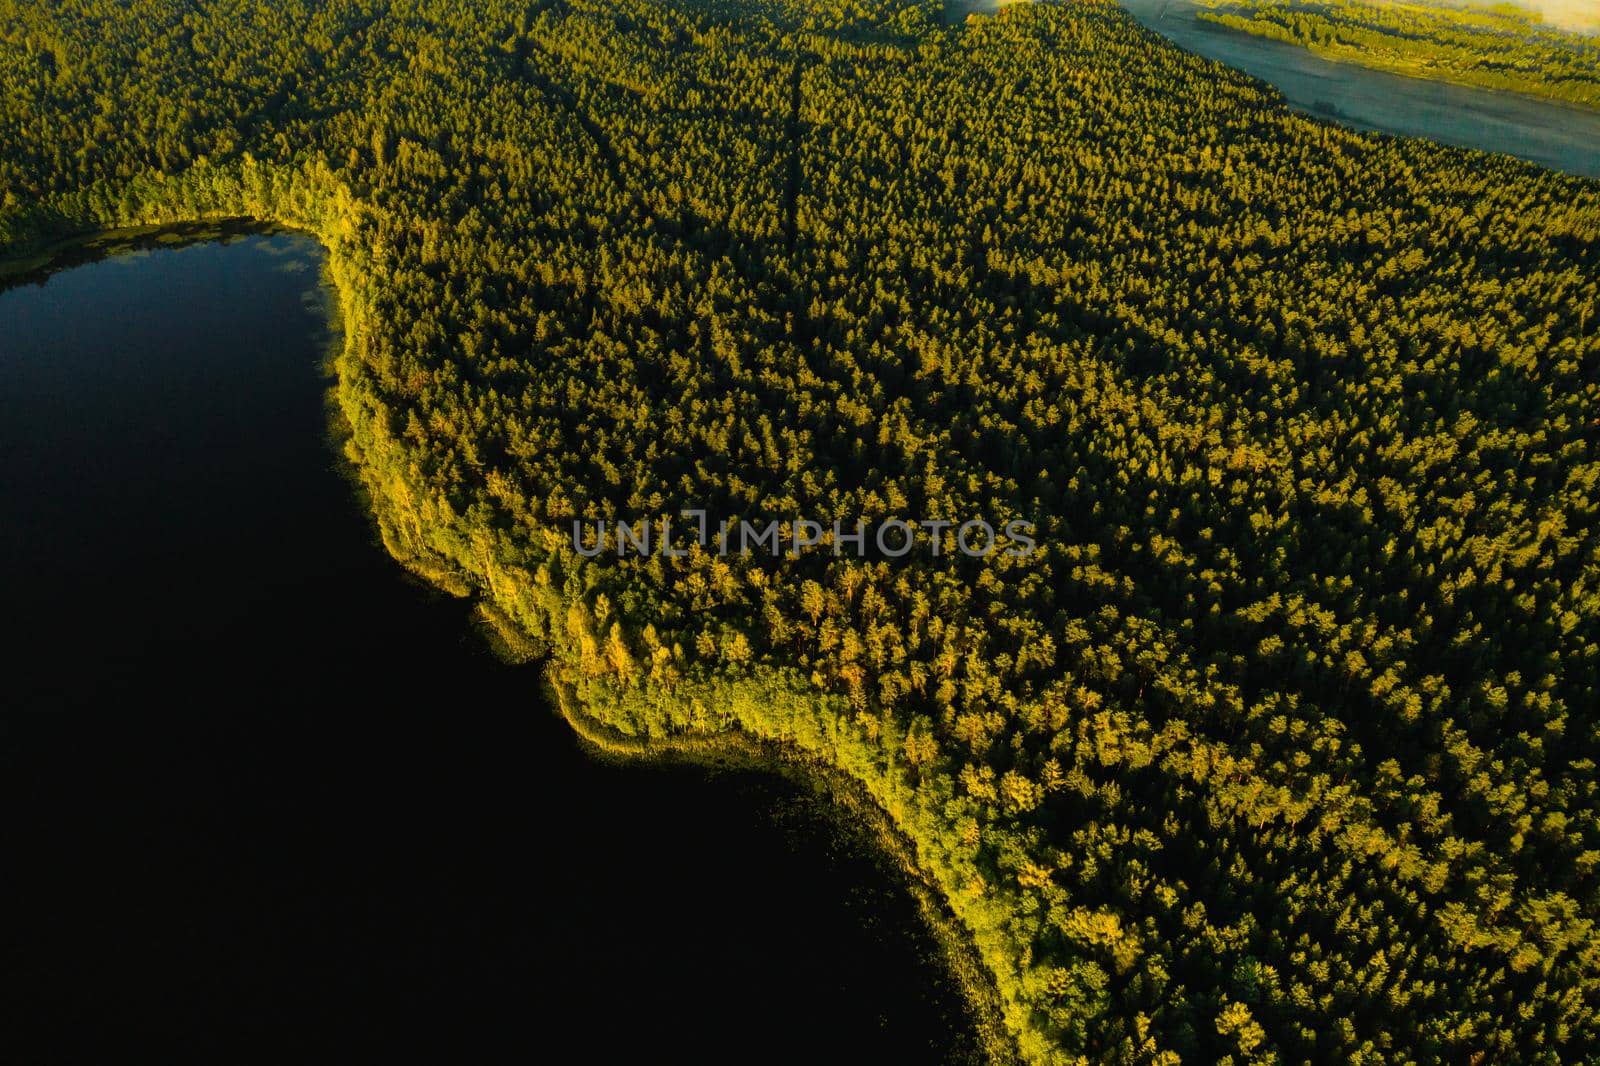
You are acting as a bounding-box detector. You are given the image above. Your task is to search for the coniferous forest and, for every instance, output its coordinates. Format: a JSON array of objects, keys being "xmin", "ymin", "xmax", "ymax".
[{"xmin": 3, "ymin": 0, "xmax": 1599, "ymax": 1061}]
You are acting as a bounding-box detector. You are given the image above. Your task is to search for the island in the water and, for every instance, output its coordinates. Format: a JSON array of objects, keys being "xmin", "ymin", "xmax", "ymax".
[{"xmin": 3, "ymin": 0, "xmax": 1599, "ymax": 1062}]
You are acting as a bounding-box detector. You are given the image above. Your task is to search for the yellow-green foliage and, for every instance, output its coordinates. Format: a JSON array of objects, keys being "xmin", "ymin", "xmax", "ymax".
[
  {"xmin": 1198, "ymin": 0, "xmax": 1600, "ymax": 108},
  {"xmin": 4, "ymin": 0, "xmax": 1600, "ymax": 1061}
]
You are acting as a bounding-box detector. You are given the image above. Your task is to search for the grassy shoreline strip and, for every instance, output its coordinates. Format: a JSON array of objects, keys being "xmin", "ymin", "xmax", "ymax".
[{"xmin": 1194, "ymin": 3, "xmax": 1600, "ymax": 111}]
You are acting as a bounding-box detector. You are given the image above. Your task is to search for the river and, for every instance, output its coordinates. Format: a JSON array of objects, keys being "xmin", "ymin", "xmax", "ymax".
[
  {"xmin": 1115, "ymin": 0, "xmax": 1600, "ymax": 179},
  {"xmin": 0, "ymin": 229, "xmax": 984, "ymax": 1063}
]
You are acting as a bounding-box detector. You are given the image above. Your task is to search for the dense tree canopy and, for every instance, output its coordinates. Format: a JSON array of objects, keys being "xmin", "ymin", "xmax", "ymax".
[{"xmin": 4, "ymin": 0, "xmax": 1599, "ymax": 1061}]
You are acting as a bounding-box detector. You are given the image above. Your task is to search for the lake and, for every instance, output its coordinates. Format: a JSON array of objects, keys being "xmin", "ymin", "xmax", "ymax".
[
  {"xmin": 0, "ymin": 230, "xmax": 984, "ymax": 1063},
  {"xmin": 1116, "ymin": 0, "xmax": 1600, "ymax": 179}
]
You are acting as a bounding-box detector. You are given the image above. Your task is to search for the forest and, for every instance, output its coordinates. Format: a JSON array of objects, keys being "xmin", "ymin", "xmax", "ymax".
[
  {"xmin": 1196, "ymin": 0, "xmax": 1600, "ymax": 108},
  {"xmin": 3, "ymin": 0, "xmax": 1599, "ymax": 1061}
]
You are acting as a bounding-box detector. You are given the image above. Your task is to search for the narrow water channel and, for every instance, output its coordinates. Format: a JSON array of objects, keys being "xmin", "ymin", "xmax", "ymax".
[{"xmin": 1114, "ymin": 0, "xmax": 1600, "ymax": 179}]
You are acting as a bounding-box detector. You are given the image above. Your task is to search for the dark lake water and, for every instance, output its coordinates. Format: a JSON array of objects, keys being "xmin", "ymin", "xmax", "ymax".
[{"xmin": 0, "ymin": 230, "xmax": 983, "ymax": 1063}]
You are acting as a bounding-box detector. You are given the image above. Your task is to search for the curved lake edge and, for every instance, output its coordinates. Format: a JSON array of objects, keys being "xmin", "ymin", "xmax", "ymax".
[
  {"xmin": 542, "ymin": 674, "xmax": 1023, "ymax": 1066},
  {"xmin": 2, "ymin": 205, "xmax": 1017, "ymax": 1061}
]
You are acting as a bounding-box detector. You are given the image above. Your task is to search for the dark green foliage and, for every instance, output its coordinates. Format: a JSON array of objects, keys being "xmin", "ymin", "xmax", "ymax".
[{"xmin": 3, "ymin": 0, "xmax": 1599, "ymax": 1062}]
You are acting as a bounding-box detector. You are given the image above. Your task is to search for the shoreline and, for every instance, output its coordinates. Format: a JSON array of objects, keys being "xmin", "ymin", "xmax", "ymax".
[
  {"xmin": 0, "ymin": 217, "xmax": 291, "ymax": 283},
  {"xmin": 545, "ymin": 675, "xmax": 1021, "ymax": 1066},
  {"xmin": 1115, "ymin": 0, "xmax": 1600, "ymax": 179},
  {"xmin": 1, "ymin": 207, "xmax": 1024, "ymax": 1066},
  {"xmin": 1194, "ymin": 12, "xmax": 1600, "ymax": 118}
]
